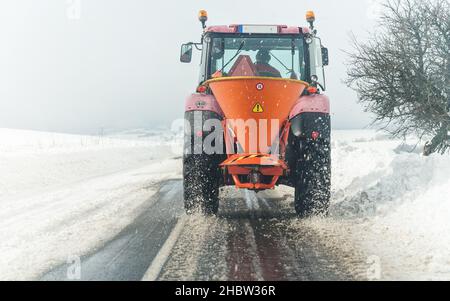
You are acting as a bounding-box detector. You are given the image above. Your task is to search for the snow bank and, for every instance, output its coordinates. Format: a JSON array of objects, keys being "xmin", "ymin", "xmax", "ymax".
[{"xmin": 304, "ymin": 130, "xmax": 450, "ymax": 280}]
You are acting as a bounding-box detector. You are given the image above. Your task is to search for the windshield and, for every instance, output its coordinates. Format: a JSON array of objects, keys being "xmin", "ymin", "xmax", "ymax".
[{"xmin": 208, "ymin": 36, "xmax": 306, "ymax": 81}]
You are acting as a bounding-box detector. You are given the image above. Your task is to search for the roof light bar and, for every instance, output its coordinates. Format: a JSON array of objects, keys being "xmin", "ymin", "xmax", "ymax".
[{"xmin": 236, "ymin": 25, "xmax": 279, "ymax": 34}]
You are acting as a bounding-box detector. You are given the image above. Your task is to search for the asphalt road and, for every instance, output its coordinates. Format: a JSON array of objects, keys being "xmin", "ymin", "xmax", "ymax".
[{"xmin": 40, "ymin": 180, "xmax": 362, "ymax": 281}]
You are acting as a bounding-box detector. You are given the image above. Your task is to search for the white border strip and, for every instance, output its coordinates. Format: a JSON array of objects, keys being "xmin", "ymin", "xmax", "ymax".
[{"xmin": 141, "ymin": 215, "xmax": 187, "ymax": 281}]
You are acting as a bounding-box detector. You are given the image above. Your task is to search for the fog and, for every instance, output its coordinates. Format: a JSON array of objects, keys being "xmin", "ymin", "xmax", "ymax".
[{"xmin": 0, "ymin": 0, "xmax": 382, "ymax": 134}]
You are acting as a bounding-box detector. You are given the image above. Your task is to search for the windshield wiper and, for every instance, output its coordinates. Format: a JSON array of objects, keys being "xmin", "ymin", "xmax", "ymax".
[
  {"xmin": 269, "ymin": 40, "xmax": 298, "ymax": 78},
  {"xmin": 269, "ymin": 51, "xmax": 297, "ymax": 78},
  {"xmin": 218, "ymin": 40, "xmax": 245, "ymax": 74}
]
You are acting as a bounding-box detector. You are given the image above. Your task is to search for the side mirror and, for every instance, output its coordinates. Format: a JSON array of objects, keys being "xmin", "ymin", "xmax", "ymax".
[
  {"xmin": 180, "ymin": 44, "xmax": 193, "ymax": 63},
  {"xmin": 321, "ymin": 47, "xmax": 329, "ymax": 66}
]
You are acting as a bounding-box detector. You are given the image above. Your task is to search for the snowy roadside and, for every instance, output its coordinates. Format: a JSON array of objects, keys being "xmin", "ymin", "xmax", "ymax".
[
  {"xmin": 291, "ymin": 130, "xmax": 450, "ymax": 280},
  {"xmin": 0, "ymin": 128, "xmax": 182, "ymax": 280},
  {"xmin": 1, "ymin": 128, "xmax": 450, "ymax": 280}
]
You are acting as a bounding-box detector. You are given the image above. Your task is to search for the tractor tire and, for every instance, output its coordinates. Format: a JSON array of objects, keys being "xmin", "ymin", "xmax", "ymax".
[
  {"xmin": 183, "ymin": 110, "xmax": 224, "ymax": 216},
  {"xmin": 294, "ymin": 139, "xmax": 331, "ymax": 218},
  {"xmin": 183, "ymin": 155, "xmax": 220, "ymax": 215}
]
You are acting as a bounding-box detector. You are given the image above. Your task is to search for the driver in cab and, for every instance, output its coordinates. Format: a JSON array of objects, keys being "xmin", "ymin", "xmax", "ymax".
[{"xmin": 254, "ymin": 49, "xmax": 282, "ymax": 78}]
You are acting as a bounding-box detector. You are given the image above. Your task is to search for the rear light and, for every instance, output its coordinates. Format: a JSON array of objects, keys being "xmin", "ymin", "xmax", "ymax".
[
  {"xmin": 196, "ymin": 85, "xmax": 207, "ymax": 93},
  {"xmin": 311, "ymin": 131, "xmax": 320, "ymax": 140},
  {"xmin": 307, "ymin": 86, "xmax": 318, "ymax": 94}
]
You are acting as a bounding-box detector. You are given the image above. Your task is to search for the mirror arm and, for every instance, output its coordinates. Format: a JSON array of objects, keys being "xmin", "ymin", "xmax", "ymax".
[{"xmin": 186, "ymin": 42, "xmax": 203, "ymax": 51}]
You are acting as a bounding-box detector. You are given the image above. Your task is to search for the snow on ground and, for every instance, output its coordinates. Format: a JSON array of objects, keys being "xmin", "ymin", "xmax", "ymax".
[
  {"xmin": 0, "ymin": 128, "xmax": 182, "ymax": 280},
  {"xmin": 293, "ymin": 130, "xmax": 450, "ymax": 280},
  {"xmin": 1, "ymin": 128, "xmax": 449, "ymax": 280}
]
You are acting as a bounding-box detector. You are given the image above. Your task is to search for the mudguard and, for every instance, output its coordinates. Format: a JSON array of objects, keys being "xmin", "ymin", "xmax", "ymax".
[
  {"xmin": 289, "ymin": 94, "xmax": 331, "ymax": 141},
  {"xmin": 184, "ymin": 110, "xmax": 225, "ymax": 157},
  {"xmin": 184, "ymin": 93, "xmax": 225, "ymax": 156},
  {"xmin": 290, "ymin": 112, "xmax": 331, "ymax": 141},
  {"xmin": 289, "ymin": 94, "xmax": 330, "ymax": 119},
  {"xmin": 185, "ymin": 93, "xmax": 224, "ymax": 117}
]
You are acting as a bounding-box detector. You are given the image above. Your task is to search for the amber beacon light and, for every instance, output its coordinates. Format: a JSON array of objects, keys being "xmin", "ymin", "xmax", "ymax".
[{"xmin": 199, "ymin": 10, "xmax": 208, "ymax": 29}]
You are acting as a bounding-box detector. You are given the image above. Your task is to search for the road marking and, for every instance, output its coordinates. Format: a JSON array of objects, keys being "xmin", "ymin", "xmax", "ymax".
[
  {"xmin": 244, "ymin": 190, "xmax": 253, "ymax": 210},
  {"xmin": 244, "ymin": 190, "xmax": 260, "ymax": 210},
  {"xmin": 259, "ymin": 196, "xmax": 270, "ymax": 208},
  {"xmin": 244, "ymin": 221, "xmax": 264, "ymax": 281},
  {"xmin": 141, "ymin": 215, "xmax": 187, "ymax": 281}
]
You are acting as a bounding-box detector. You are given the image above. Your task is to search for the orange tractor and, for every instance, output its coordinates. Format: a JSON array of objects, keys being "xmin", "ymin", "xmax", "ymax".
[{"xmin": 180, "ymin": 11, "xmax": 331, "ymax": 217}]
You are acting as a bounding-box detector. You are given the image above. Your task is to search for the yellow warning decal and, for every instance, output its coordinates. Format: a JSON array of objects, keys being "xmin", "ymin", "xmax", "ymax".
[{"xmin": 252, "ymin": 103, "xmax": 264, "ymax": 113}]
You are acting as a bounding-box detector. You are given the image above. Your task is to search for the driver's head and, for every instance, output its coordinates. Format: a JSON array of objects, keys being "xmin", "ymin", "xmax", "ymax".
[{"xmin": 256, "ymin": 49, "xmax": 271, "ymax": 64}]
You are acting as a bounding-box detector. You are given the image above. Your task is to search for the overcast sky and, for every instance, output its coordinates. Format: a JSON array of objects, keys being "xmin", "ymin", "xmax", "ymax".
[{"xmin": 0, "ymin": 0, "xmax": 382, "ymax": 134}]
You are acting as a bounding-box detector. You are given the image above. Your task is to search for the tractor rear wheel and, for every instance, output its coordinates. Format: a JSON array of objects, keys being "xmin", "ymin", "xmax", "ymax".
[
  {"xmin": 183, "ymin": 155, "xmax": 220, "ymax": 215},
  {"xmin": 294, "ymin": 139, "xmax": 331, "ymax": 218},
  {"xmin": 183, "ymin": 110, "xmax": 224, "ymax": 216}
]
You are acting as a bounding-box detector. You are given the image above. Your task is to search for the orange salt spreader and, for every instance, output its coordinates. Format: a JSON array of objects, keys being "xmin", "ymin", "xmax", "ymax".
[
  {"xmin": 180, "ymin": 10, "xmax": 332, "ymax": 217},
  {"xmin": 206, "ymin": 76, "xmax": 308, "ymax": 190}
]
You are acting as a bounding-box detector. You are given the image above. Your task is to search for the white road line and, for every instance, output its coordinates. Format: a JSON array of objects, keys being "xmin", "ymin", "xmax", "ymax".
[
  {"xmin": 244, "ymin": 221, "xmax": 264, "ymax": 281},
  {"xmin": 141, "ymin": 215, "xmax": 187, "ymax": 281},
  {"xmin": 251, "ymin": 192, "xmax": 260, "ymax": 210},
  {"xmin": 260, "ymin": 197, "xmax": 270, "ymax": 209},
  {"xmin": 244, "ymin": 190, "xmax": 254, "ymax": 210},
  {"xmin": 244, "ymin": 190, "xmax": 260, "ymax": 210}
]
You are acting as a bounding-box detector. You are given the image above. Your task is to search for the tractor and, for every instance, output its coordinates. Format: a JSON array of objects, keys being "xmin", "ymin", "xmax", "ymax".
[{"xmin": 180, "ymin": 10, "xmax": 331, "ymax": 217}]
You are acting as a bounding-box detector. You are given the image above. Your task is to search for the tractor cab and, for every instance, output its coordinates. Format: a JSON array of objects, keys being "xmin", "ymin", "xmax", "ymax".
[{"xmin": 180, "ymin": 11, "xmax": 329, "ymax": 90}]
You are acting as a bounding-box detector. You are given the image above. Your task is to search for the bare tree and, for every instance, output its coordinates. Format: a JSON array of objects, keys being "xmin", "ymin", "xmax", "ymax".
[{"xmin": 346, "ymin": 0, "xmax": 450, "ymax": 155}]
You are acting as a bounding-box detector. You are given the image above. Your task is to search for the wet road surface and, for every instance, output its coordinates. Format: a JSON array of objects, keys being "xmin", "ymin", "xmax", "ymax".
[{"xmin": 41, "ymin": 180, "xmax": 364, "ymax": 281}]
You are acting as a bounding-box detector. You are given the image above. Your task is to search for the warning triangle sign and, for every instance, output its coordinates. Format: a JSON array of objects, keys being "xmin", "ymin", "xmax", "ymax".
[{"xmin": 252, "ymin": 103, "xmax": 264, "ymax": 113}]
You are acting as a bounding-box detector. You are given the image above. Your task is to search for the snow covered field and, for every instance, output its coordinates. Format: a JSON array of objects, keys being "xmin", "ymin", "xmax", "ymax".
[
  {"xmin": 0, "ymin": 128, "xmax": 182, "ymax": 280},
  {"xmin": 304, "ymin": 130, "xmax": 450, "ymax": 280},
  {"xmin": 0, "ymin": 128, "xmax": 449, "ymax": 280}
]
